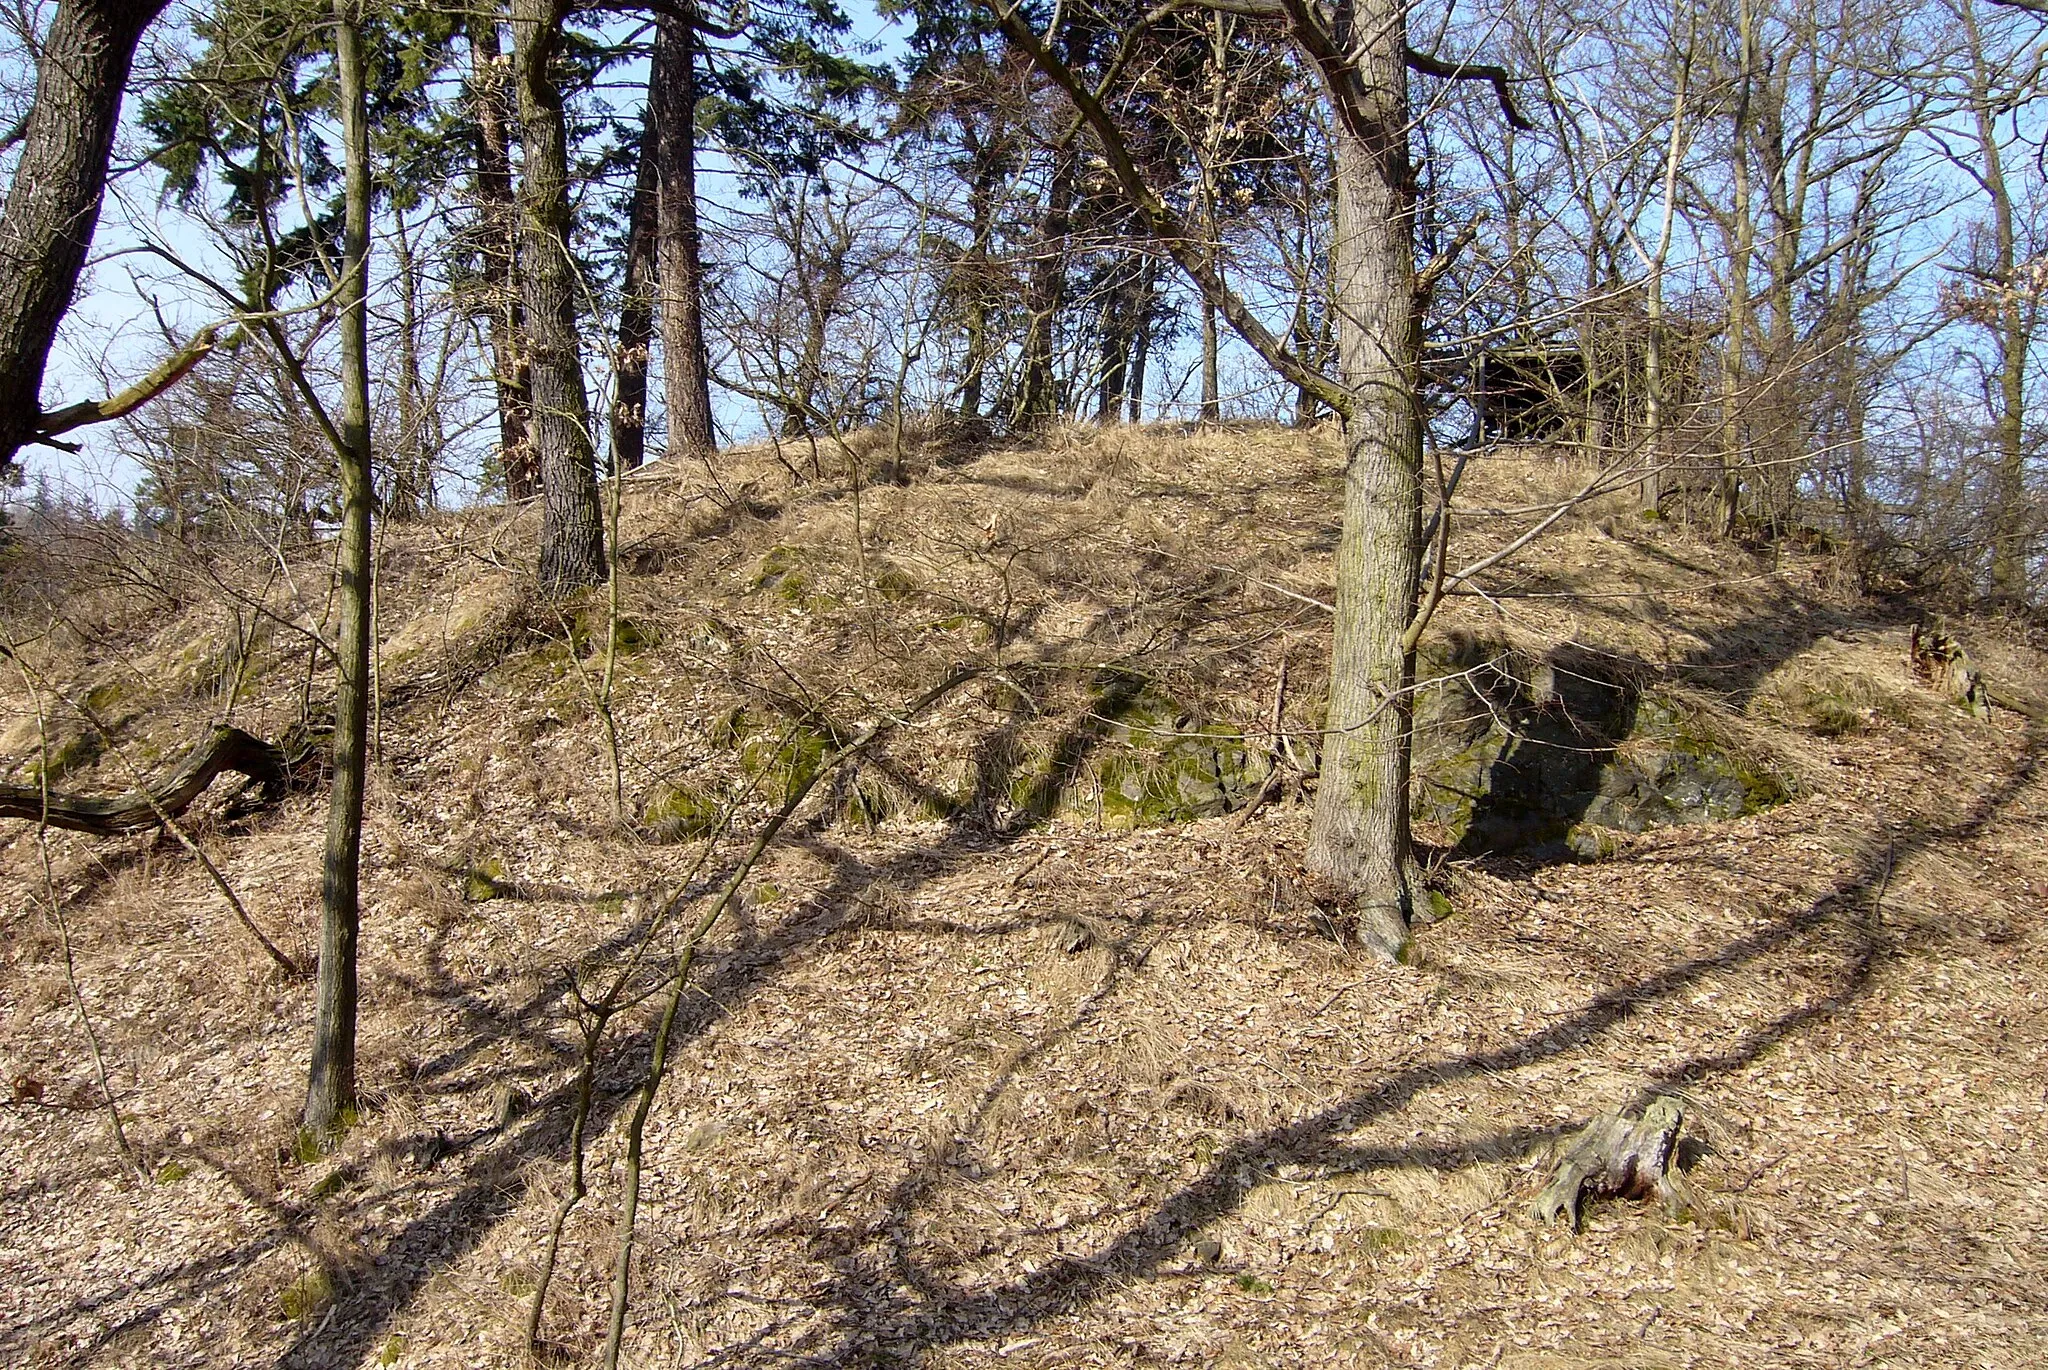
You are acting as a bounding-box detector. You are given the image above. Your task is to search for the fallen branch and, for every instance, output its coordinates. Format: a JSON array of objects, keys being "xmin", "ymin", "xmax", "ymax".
[{"xmin": 0, "ymin": 725, "xmax": 300, "ymax": 835}]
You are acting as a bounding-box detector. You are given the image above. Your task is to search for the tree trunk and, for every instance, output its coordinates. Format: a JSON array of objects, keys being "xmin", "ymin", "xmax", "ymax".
[
  {"xmin": 956, "ymin": 126, "xmax": 1003, "ymax": 421},
  {"xmin": 1201, "ymin": 295, "xmax": 1222, "ymax": 422},
  {"xmin": 653, "ymin": 12, "xmax": 715, "ymax": 459},
  {"xmin": 1303, "ymin": 0, "xmax": 1426, "ymax": 960},
  {"xmin": 1127, "ymin": 259, "xmax": 1154, "ymax": 425},
  {"xmin": 306, "ymin": 0, "xmax": 374, "ymax": 1144},
  {"xmin": 511, "ymin": 0, "xmax": 605, "ymax": 594},
  {"xmin": 1717, "ymin": 0, "xmax": 1757, "ymax": 539},
  {"xmin": 1016, "ymin": 140, "xmax": 1076, "ymax": 429},
  {"xmin": 0, "ymin": 0, "xmax": 169, "ymax": 475},
  {"xmin": 1961, "ymin": 0, "xmax": 2031, "ymax": 602},
  {"xmin": 1096, "ymin": 258, "xmax": 1139, "ymax": 423},
  {"xmin": 388, "ymin": 202, "xmax": 435, "ymax": 517},
  {"xmin": 610, "ymin": 111, "xmax": 658, "ymax": 474},
  {"xmin": 469, "ymin": 16, "xmax": 535, "ymax": 502}
]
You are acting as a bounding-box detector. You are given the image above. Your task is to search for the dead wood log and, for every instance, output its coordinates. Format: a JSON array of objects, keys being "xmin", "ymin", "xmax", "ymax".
[
  {"xmin": 1532, "ymin": 1096, "xmax": 1690, "ymax": 1231},
  {"xmin": 0, "ymin": 725, "xmax": 298, "ymax": 835},
  {"xmin": 1910, "ymin": 624, "xmax": 1991, "ymax": 719}
]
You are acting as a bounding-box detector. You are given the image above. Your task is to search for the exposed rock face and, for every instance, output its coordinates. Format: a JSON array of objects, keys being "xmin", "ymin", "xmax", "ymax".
[
  {"xmin": 1075, "ymin": 685, "xmax": 1267, "ymax": 830},
  {"xmin": 1410, "ymin": 633, "xmax": 1784, "ymax": 858}
]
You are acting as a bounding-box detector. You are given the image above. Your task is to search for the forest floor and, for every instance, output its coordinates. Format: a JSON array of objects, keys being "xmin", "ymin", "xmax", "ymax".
[{"xmin": 2, "ymin": 424, "xmax": 2046, "ymax": 1369}]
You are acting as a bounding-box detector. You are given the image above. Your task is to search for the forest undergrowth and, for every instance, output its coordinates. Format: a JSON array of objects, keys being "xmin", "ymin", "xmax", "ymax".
[{"xmin": 2, "ymin": 424, "xmax": 2045, "ymax": 1368}]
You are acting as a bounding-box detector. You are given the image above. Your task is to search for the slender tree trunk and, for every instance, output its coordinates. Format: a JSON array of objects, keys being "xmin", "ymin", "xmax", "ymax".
[
  {"xmin": 469, "ymin": 17, "xmax": 535, "ymax": 501},
  {"xmin": 511, "ymin": 0, "xmax": 605, "ymax": 593},
  {"xmin": 1201, "ymin": 296, "xmax": 1222, "ymax": 422},
  {"xmin": 1961, "ymin": 0, "xmax": 2031, "ymax": 601},
  {"xmin": 306, "ymin": 0, "xmax": 374, "ymax": 1143},
  {"xmin": 956, "ymin": 127, "xmax": 1003, "ymax": 421},
  {"xmin": 1303, "ymin": 0, "xmax": 1427, "ymax": 959},
  {"xmin": 0, "ymin": 0, "xmax": 169, "ymax": 474},
  {"xmin": 1197, "ymin": 11, "xmax": 1230, "ymax": 425},
  {"xmin": 388, "ymin": 202, "xmax": 434, "ymax": 517},
  {"xmin": 1127, "ymin": 259, "xmax": 1154, "ymax": 424},
  {"xmin": 610, "ymin": 113, "xmax": 658, "ymax": 474},
  {"xmin": 1016, "ymin": 140, "xmax": 1076, "ymax": 429},
  {"xmin": 653, "ymin": 12, "xmax": 715, "ymax": 458},
  {"xmin": 1096, "ymin": 257, "xmax": 1139, "ymax": 422},
  {"xmin": 1718, "ymin": 0, "xmax": 1757, "ymax": 538}
]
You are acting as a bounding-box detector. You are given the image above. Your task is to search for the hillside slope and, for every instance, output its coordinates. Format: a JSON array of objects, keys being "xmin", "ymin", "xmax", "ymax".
[{"xmin": 3, "ymin": 426, "xmax": 2046, "ymax": 1368}]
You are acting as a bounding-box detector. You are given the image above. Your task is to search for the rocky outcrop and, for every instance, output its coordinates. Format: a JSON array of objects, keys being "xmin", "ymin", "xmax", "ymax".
[{"xmin": 1410, "ymin": 633, "xmax": 1784, "ymax": 857}]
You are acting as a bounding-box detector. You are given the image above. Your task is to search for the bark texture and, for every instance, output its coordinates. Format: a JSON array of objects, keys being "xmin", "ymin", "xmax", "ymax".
[
  {"xmin": 1302, "ymin": 0, "xmax": 1427, "ymax": 959},
  {"xmin": 610, "ymin": 112, "xmax": 659, "ymax": 473},
  {"xmin": 511, "ymin": 0, "xmax": 606, "ymax": 593},
  {"xmin": 0, "ymin": 0, "xmax": 169, "ymax": 474},
  {"xmin": 653, "ymin": 13, "xmax": 715, "ymax": 459}
]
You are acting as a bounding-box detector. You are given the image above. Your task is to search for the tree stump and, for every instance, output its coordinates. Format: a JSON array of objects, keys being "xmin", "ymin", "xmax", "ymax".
[
  {"xmin": 1531, "ymin": 1096, "xmax": 1690, "ymax": 1231},
  {"xmin": 1910, "ymin": 624, "xmax": 1991, "ymax": 719}
]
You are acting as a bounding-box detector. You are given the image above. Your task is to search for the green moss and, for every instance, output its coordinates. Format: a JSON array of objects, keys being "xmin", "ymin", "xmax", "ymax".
[
  {"xmin": 1233, "ymin": 1275, "xmax": 1275, "ymax": 1295},
  {"xmin": 753, "ymin": 880, "xmax": 785, "ymax": 906},
  {"xmin": 844, "ymin": 775, "xmax": 897, "ymax": 828},
  {"xmin": 750, "ymin": 545, "xmax": 799, "ymax": 590},
  {"xmin": 564, "ymin": 606, "xmax": 659, "ymax": 658},
  {"xmin": 710, "ymin": 705, "xmax": 749, "ymax": 749},
  {"xmin": 154, "ymin": 1159, "xmax": 191, "ymax": 1185},
  {"xmin": 642, "ymin": 783, "xmax": 720, "ymax": 842},
  {"xmin": 1566, "ymin": 823, "xmax": 1622, "ymax": 861},
  {"xmin": 83, "ymin": 680, "xmax": 126, "ymax": 713},
  {"xmin": 26, "ymin": 729, "xmax": 102, "ymax": 785},
  {"xmin": 740, "ymin": 724, "xmax": 831, "ymax": 805},
  {"xmin": 375, "ymin": 1335, "xmax": 408, "ymax": 1366},
  {"xmin": 277, "ymin": 1267, "xmax": 335, "ymax": 1321},
  {"xmin": 1425, "ymin": 889, "xmax": 1455, "ymax": 922},
  {"xmin": 464, "ymin": 856, "xmax": 508, "ymax": 902}
]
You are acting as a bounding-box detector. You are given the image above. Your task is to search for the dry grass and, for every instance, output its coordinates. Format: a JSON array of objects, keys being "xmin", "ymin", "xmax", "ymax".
[{"xmin": 2, "ymin": 424, "xmax": 2046, "ymax": 1368}]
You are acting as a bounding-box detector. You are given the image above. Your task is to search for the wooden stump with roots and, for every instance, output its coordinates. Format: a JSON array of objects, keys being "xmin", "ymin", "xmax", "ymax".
[
  {"xmin": 1910, "ymin": 624, "xmax": 1991, "ymax": 719},
  {"xmin": 1532, "ymin": 1096, "xmax": 1692, "ymax": 1231}
]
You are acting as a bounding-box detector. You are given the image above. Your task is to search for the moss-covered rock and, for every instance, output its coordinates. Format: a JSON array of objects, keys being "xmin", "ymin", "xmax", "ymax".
[
  {"xmin": 1087, "ymin": 680, "xmax": 1267, "ymax": 828},
  {"xmin": 642, "ymin": 781, "xmax": 720, "ymax": 842},
  {"xmin": 1409, "ymin": 634, "xmax": 1786, "ymax": 857}
]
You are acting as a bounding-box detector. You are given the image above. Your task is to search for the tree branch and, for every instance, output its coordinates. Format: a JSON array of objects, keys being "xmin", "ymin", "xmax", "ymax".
[
  {"xmin": 31, "ymin": 326, "xmax": 224, "ymax": 445},
  {"xmin": 0, "ymin": 725, "xmax": 302, "ymax": 836},
  {"xmin": 988, "ymin": 2, "xmax": 1353, "ymax": 420},
  {"xmin": 1405, "ymin": 47, "xmax": 1535, "ymax": 131}
]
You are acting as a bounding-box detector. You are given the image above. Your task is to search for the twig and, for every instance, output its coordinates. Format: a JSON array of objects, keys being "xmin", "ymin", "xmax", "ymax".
[
  {"xmin": 1229, "ymin": 657, "xmax": 1291, "ymax": 831},
  {"xmin": 12, "ymin": 646, "xmax": 142, "ymax": 1180},
  {"xmin": 600, "ymin": 667, "xmax": 984, "ymax": 1368}
]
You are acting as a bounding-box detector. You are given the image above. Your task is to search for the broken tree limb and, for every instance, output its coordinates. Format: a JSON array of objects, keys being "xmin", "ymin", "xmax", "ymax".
[
  {"xmin": 32, "ymin": 326, "xmax": 224, "ymax": 445},
  {"xmin": 1532, "ymin": 1096, "xmax": 1690, "ymax": 1231},
  {"xmin": 0, "ymin": 725, "xmax": 299, "ymax": 836}
]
